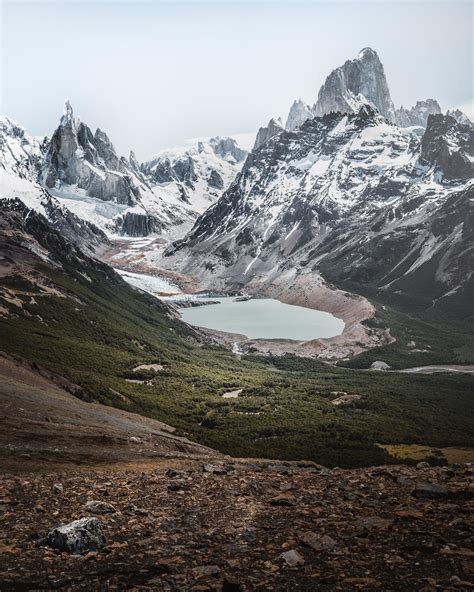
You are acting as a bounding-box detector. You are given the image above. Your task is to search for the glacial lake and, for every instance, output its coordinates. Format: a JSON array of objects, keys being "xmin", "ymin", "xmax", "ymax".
[{"xmin": 180, "ymin": 298, "xmax": 344, "ymax": 340}]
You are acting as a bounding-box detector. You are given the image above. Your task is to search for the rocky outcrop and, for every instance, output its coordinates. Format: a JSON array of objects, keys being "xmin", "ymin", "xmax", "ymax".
[
  {"xmin": 253, "ymin": 117, "xmax": 285, "ymax": 150},
  {"xmin": 286, "ymin": 99, "xmax": 314, "ymax": 131},
  {"xmin": 116, "ymin": 211, "xmax": 162, "ymax": 236},
  {"xmin": 208, "ymin": 136, "xmax": 247, "ymax": 163},
  {"xmin": 395, "ymin": 99, "xmax": 442, "ymax": 128},
  {"xmin": 446, "ymin": 108, "xmax": 472, "ymax": 125},
  {"xmin": 208, "ymin": 169, "xmax": 224, "ymax": 189},
  {"xmin": 421, "ymin": 113, "xmax": 473, "ymax": 180},
  {"xmin": 313, "ymin": 48, "xmax": 395, "ymax": 121}
]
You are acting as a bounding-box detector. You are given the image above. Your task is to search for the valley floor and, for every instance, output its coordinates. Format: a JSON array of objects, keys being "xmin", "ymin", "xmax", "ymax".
[{"xmin": 1, "ymin": 461, "xmax": 473, "ymax": 591}]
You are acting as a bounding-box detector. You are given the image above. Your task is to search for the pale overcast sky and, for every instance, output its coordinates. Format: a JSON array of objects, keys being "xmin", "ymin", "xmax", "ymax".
[{"xmin": 1, "ymin": 0, "xmax": 472, "ymax": 160}]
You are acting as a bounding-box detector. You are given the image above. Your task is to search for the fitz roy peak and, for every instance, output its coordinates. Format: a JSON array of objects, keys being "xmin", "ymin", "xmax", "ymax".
[
  {"xmin": 313, "ymin": 47, "xmax": 396, "ymax": 121},
  {"xmin": 282, "ymin": 48, "xmax": 470, "ymax": 136}
]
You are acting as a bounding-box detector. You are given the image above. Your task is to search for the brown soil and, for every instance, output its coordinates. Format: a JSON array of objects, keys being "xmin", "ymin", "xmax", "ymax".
[{"xmin": 0, "ymin": 462, "xmax": 472, "ymax": 590}]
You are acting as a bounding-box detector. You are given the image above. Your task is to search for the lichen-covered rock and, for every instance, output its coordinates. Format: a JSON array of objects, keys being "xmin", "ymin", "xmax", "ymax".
[{"xmin": 46, "ymin": 517, "xmax": 105, "ymax": 554}]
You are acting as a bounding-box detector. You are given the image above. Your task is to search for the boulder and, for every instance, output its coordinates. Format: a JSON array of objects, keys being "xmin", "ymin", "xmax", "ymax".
[
  {"xmin": 370, "ymin": 361, "xmax": 391, "ymax": 371},
  {"xmin": 45, "ymin": 517, "xmax": 105, "ymax": 554},
  {"xmin": 299, "ymin": 531, "xmax": 336, "ymax": 551},
  {"xmin": 281, "ymin": 549, "xmax": 304, "ymax": 567}
]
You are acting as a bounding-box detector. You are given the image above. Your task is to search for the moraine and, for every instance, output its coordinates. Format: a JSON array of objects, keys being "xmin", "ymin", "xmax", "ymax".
[{"xmin": 180, "ymin": 297, "xmax": 344, "ymax": 340}]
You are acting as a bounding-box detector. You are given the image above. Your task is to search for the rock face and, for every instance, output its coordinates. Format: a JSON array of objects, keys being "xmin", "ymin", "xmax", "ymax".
[
  {"xmin": 395, "ymin": 99, "xmax": 442, "ymax": 128},
  {"xmin": 46, "ymin": 517, "xmax": 105, "ymax": 554},
  {"xmin": 116, "ymin": 211, "xmax": 162, "ymax": 237},
  {"xmin": 446, "ymin": 108, "xmax": 472, "ymax": 125},
  {"xmin": 253, "ymin": 117, "xmax": 285, "ymax": 150},
  {"xmin": 313, "ymin": 48, "xmax": 395, "ymax": 121},
  {"xmin": 286, "ymin": 99, "xmax": 314, "ymax": 131},
  {"xmin": 421, "ymin": 113, "xmax": 473, "ymax": 180},
  {"xmin": 41, "ymin": 101, "xmax": 140, "ymax": 205}
]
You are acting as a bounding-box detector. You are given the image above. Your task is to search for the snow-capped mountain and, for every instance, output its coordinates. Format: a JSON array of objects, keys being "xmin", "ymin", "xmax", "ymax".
[
  {"xmin": 142, "ymin": 136, "xmax": 247, "ymax": 215},
  {"xmin": 1, "ymin": 103, "xmax": 249, "ymax": 239},
  {"xmin": 0, "ymin": 116, "xmax": 108, "ymax": 254},
  {"xmin": 282, "ymin": 49, "xmax": 470, "ymax": 135},
  {"xmin": 166, "ymin": 101, "xmax": 473, "ymax": 318}
]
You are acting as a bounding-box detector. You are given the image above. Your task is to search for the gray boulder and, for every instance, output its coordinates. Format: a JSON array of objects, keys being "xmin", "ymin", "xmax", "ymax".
[
  {"xmin": 46, "ymin": 517, "xmax": 105, "ymax": 554},
  {"xmin": 370, "ymin": 361, "xmax": 391, "ymax": 371}
]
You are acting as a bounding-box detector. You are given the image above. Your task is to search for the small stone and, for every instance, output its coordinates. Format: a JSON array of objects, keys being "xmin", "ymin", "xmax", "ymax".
[
  {"xmin": 299, "ymin": 531, "xmax": 337, "ymax": 551},
  {"xmin": 281, "ymin": 549, "xmax": 304, "ymax": 567},
  {"xmin": 412, "ymin": 481, "xmax": 448, "ymax": 499},
  {"xmin": 417, "ymin": 462, "xmax": 430, "ymax": 469},
  {"xmin": 270, "ymin": 494, "xmax": 294, "ymax": 507},
  {"xmin": 45, "ymin": 517, "xmax": 105, "ymax": 554},
  {"xmin": 129, "ymin": 504, "xmax": 148, "ymax": 516},
  {"xmin": 52, "ymin": 483, "xmax": 63, "ymax": 494},
  {"xmin": 203, "ymin": 464, "xmax": 227, "ymax": 475},
  {"xmin": 165, "ymin": 468, "xmax": 179, "ymax": 478},
  {"xmin": 222, "ymin": 576, "xmax": 243, "ymax": 591},
  {"xmin": 84, "ymin": 500, "xmax": 116, "ymax": 515},
  {"xmin": 192, "ymin": 565, "xmax": 221, "ymax": 578},
  {"xmin": 355, "ymin": 516, "xmax": 392, "ymax": 533}
]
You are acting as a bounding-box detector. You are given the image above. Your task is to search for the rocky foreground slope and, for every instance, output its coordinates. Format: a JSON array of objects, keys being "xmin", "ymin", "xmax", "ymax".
[{"xmin": 1, "ymin": 460, "xmax": 473, "ymax": 590}]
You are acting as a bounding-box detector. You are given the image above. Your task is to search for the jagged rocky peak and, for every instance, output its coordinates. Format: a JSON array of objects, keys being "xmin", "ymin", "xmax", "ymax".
[
  {"xmin": 286, "ymin": 99, "xmax": 314, "ymax": 131},
  {"xmin": 41, "ymin": 100, "xmax": 140, "ymax": 206},
  {"xmin": 313, "ymin": 47, "xmax": 395, "ymax": 121},
  {"xmin": 446, "ymin": 108, "xmax": 472, "ymax": 125},
  {"xmin": 396, "ymin": 99, "xmax": 441, "ymax": 128},
  {"xmin": 421, "ymin": 112, "xmax": 473, "ymax": 180},
  {"xmin": 207, "ymin": 136, "xmax": 247, "ymax": 163},
  {"xmin": 253, "ymin": 117, "xmax": 284, "ymax": 150},
  {"xmin": 0, "ymin": 115, "xmax": 45, "ymax": 179},
  {"xmin": 60, "ymin": 99, "xmax": 76, "ymax": 128}
]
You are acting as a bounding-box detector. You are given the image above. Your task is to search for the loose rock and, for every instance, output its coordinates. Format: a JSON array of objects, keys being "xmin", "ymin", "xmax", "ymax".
[{"xmin": 45, "ymin": 517, "xmax": 105, "ymax": 554}]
